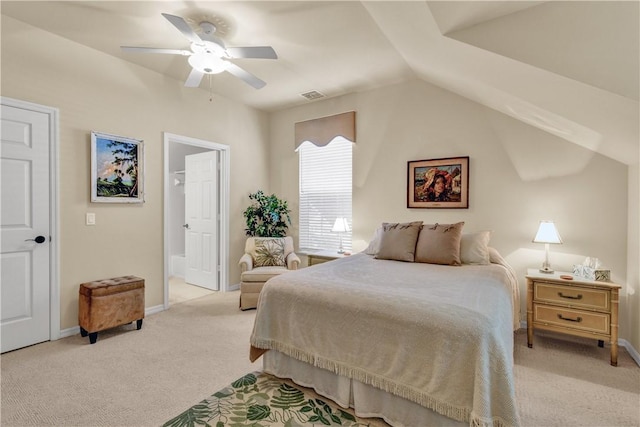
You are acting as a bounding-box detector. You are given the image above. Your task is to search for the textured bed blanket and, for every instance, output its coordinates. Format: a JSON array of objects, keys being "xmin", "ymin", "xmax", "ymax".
[{"xmin": 250, "ymin": 253, "xmax": 521, "ymax": 427}]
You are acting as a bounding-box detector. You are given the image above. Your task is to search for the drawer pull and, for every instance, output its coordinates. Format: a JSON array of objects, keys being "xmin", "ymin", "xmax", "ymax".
[
  {"xmin": 558, "ymin": 314, "xmax": 582, "ymax": 323},
  {"xmin": 558, "ymin": 292, "xmax": 582, "ymax": 300}
]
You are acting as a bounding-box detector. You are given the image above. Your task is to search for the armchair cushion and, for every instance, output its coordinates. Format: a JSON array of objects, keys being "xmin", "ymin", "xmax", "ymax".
[
  {"xmin": 253, "ymin": 238, "xmax": 286, "ymax": 267},
  {"xmin": 241, "ymin": 266, "xmax": 290, "ymax": 283},
  {"xmin": 244, "ymin": 237, "xmax": 295, "ymax": 266}
]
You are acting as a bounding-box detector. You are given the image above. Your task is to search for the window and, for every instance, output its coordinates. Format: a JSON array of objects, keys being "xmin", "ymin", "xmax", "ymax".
[{"xmin": 298, "ymin": 137, "xmax": 352, "ymax": 252}]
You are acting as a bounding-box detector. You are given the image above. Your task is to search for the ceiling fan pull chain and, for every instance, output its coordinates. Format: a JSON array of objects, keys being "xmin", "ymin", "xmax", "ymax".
[{"xmin": 209, "ymin": 74, "xmax": 213, "ymax": 102}]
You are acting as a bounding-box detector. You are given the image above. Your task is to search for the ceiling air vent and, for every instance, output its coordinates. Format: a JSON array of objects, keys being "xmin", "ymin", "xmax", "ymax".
[{"xmin": 300, "ymin": 90, "xmax": 325, "ymax": 100}]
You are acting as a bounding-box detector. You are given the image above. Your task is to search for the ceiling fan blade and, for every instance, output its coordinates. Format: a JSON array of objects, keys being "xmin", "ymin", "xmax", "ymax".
[
  {"xmin": 226, "ymin": 46, "xmax": 278, "ymax": 60},
  {"xmin": 161, "ymin": 13, "xmax": 203, "ymax": 45},
  {"xmin": 225, "ymin": 63, "xmax": 266, "ymax": 89},
  {"xmin": 121, "ymin": 46, "xmax": 191, "ymax": 56},
  {"xmin": 185, "ymin": 68, "xmax": 204, "ymax": 87}
]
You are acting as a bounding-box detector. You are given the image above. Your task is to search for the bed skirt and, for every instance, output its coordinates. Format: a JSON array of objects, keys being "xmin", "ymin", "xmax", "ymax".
[{"xmin": 263, "ymin": 350, "xmax": 465, "ymax": 427}]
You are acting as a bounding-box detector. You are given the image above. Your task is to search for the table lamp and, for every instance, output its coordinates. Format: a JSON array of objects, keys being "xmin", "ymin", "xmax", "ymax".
[
  {"xmin": 331, "ymin": 217, "xmax": 350, "ymax": 254},
  {"xmin": 533, "ymin": 220, "xmax": 563, "ymax": 273}
]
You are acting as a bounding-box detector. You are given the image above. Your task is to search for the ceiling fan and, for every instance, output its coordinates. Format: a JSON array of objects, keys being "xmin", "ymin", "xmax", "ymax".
[{"xmin": 121, "ymin": 13, "xmax": 277, "ymax": 89}]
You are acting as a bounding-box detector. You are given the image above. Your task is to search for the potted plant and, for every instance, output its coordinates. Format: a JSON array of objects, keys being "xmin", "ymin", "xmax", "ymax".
[{"xmin": 243, "ymin": 191, "xmax": 292, "ymax": 237}]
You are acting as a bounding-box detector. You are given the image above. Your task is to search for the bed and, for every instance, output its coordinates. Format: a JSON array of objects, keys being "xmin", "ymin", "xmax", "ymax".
[{"xmin": 250, "ymin": 227, "xmax": 521, "ymax": 427}]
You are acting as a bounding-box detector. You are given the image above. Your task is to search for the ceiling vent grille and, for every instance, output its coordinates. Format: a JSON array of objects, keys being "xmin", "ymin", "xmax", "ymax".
[{"xmin": 300, "ymin": 90, "xmax": 325, "ymax": 100}]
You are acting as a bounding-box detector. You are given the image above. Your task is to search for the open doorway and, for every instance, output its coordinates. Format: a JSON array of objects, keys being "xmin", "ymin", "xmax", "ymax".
[{"xmin": 163, "ymin": 133, "xmax": 230, "ymax": 308}]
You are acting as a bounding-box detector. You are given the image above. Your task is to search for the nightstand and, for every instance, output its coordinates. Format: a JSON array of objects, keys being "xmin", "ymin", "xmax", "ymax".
[
  {"xmin": 526, "ymin": 269, "xmax": 621, "ymax": 366},
  {"xmin": 304, "ymin": 250, "xmax": 349, "ymax": 266}
]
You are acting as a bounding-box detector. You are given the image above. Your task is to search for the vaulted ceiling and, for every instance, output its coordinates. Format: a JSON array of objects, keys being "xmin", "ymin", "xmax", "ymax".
[{"xmin": 2, "ymin": 1, "xmax": 638, "ymax": 164}]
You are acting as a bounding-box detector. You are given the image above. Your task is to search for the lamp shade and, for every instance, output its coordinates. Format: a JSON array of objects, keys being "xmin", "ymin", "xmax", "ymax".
[
  {"xmin": 331, "ymin": 217, "xmax": 350, "ymax": 233},
  {"xmin": 533, "ymin": 221, "xmax": 562, "ymax": 244}
]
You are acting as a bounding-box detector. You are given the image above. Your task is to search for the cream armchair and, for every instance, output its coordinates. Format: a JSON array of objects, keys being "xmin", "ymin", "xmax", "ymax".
[{"xmin": 239, "ymin": 236, "xmax": 300, "ymax": 310}]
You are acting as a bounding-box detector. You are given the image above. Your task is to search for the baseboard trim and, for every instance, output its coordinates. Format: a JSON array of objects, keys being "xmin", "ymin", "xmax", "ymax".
[
  {"xmin": 620, "ymin": 339, "xmax": 640, "ymax": 367},
  {"xmin": 58, "ymin": 304, "xmax": 165, "ymax": 339},
  {"xmin": 145, "ymin": 304, "xmax": 165, "ymax": 316},
  {"xmin": 228, "ymin": 283, "xmax": 240, "ymax": 291}
]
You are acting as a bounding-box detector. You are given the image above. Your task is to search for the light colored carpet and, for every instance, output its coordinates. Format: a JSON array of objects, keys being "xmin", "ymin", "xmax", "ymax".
[
  {"xmin": 1, "ymin": 290, "xmax": 638, "ymax": 427},
  {"xmin": 1, "ymin": 291, "xmax": 256, "ymax": 427},
  {"xmin": 513, "ymin": 330, "xmax": 639, "ymax": 426}
]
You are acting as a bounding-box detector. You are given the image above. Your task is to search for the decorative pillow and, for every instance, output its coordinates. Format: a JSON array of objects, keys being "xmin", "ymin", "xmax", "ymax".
[
  {"xmin": 414, "ymin": 222, "xmax": 465, "ymax": 265},
  {"xmin": 252, "ymin": 238, "xmax": 286, "ymax": 267},
  {"xmin": 460, "ymin": 231, "xmax": 491, "ymax": 265},
  {"xmin": 375, "ymin": 221, "xmax": 423, "ymax": 262},
  {"xmin": 362, "ymin": 226, "xmax": 384, "ymax": 255}
]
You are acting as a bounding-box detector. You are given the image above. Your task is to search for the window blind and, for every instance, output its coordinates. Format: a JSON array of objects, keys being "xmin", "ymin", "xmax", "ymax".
[{"xmin": 298, "ymin": 137, "xmax": 352, "ymax": 252}]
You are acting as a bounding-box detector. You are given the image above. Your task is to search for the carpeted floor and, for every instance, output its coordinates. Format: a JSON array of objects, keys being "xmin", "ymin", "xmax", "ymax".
[
  {"xmin": 513, "ymin": 329, "xmax": 640, "ymax": 426},
  {"xmin": 1, "ymin": 290, "xmax": 638, "ymax": 427}
]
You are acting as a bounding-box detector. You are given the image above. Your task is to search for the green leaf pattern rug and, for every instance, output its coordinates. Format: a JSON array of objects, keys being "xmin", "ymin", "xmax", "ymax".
[{"xmin": 163, "ymin": 371, "xmax": 383, "ymax": 427}]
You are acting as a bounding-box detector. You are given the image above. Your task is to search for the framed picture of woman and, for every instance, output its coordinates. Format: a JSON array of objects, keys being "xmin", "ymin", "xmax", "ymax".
[{"xmin": 407, "ymin": 156, "xmax": 469, "ymax": 208}]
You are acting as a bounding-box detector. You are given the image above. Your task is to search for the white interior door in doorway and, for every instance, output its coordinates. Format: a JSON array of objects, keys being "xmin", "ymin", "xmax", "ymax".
[
  {"xmin": 184, "ymin": 151, "xmax": 219, "ymax": 290},
  {"xmin": 1, "ymin": 100, "xmax": 55, "ymax": 353}
]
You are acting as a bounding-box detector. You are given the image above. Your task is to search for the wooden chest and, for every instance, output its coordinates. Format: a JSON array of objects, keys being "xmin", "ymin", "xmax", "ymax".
[{"xmin": 78, "ymin": 276, "xmax": 145, "ymax": 344}]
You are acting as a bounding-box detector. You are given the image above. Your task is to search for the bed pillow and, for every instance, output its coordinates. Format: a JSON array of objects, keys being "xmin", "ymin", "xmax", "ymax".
[
  {"xmin": 252, "ymin": 238, "xmax": 286, "ymax": 267},
  {"xmin": 375, "ymin": 221, "xmax": 423, "ymax": 262},
  {"xmin": 460, "ymin": 231, "xmax": 492, "ymax": 265},
  {"xmin": 414, "ymin": 222, "xmax": 465, "ymax": 265},
  {"xmin": 362, "ymin": 225, "xmax": 384, "ymax": 255}
]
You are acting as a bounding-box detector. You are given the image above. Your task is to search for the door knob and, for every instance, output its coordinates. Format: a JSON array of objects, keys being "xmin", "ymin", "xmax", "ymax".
[
  {"xmin": 183, "ymin": 224, "xmax": 190, "ymax": 229},
  {"xmin": 25, "ymin": 235, "xmax": 46, "ymax": 244}
]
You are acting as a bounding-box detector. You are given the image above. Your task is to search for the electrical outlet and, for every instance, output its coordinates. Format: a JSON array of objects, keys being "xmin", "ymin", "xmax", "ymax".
[{"xmin": 86, "ymin": 213, "xmax": 96, "ymax": 226}]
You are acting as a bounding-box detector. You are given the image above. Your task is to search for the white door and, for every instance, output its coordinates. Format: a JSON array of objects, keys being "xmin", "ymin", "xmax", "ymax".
[
  {"xmin": 1, "ymin": 102, "xmax": 51, "ymax": 353},
  {"xmin": 184, "ymin": 151, "xmax": 219, "ymax": 290}
]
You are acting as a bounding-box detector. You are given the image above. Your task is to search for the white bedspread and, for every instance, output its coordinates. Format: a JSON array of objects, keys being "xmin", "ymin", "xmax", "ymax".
[{"xmin": 250, "ymin": 253, "xmax": 521, "ymax": 427}]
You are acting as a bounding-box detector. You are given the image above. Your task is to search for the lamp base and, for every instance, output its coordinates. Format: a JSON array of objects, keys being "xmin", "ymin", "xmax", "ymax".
[
  {"xmin": 540, "ymin": 244, "xmax": 554, "ymax": 274},
  {"xmin": 337, "ymin": 233, "xmax": 344, "ymax": 254}
]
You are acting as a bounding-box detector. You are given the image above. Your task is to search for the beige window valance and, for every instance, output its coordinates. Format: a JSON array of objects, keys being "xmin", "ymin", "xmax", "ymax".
[{"xmin": 294, "ymin": 111, "xmax": 356, "ymax": 149}]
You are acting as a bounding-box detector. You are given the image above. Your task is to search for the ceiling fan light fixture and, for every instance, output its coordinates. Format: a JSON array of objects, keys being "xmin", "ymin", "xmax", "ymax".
[
  {"xmin": 124, "ymin": 13, "xmax": 275, "ymax": 89},
  {"xmin": 188, "ymin": 52, "xmax": 228, "ymax": 74}
]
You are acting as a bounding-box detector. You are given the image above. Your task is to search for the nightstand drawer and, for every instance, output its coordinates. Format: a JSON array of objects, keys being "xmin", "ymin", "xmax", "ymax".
[
  {"xmin": 309, "ymin": 256, "xmax": 330, "ymax": 266},
  {"xmin": 534, "ymin": 305, "xmax": 610, "ymax": 335},
  {"xmin": 534, "ymin": 282, "xmax": 609, "ymax": 310}
]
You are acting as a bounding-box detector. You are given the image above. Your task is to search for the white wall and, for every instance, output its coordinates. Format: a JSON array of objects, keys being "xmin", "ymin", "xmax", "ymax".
[
  {"xmin": 270, "ymin": 79, "xmax": 634, "ymax": 342},
  {"xmin": 1, "ymin": 15, "xmax": 271, "ymax": 329}
]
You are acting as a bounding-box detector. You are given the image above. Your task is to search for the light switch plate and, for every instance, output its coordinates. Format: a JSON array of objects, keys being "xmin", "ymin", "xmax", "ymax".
[{"xmin": 86, "ymin": 213, "xmax": 96, "ymax": 225}]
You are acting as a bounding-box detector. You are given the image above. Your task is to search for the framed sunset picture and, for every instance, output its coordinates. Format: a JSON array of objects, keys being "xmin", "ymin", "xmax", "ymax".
[{"xmin": 91, "ymin": 131, "xmax": 144, "ymax": 203}]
